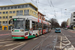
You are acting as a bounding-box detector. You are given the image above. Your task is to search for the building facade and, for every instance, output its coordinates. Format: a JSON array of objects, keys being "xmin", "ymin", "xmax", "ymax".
[
  {"xmin": 0, "ymin": 3, "xmax": 38, "ymax": 30},
  {"xmin": 70, "ymin": 12, "xmax": 75, "ymax": 29},
  {"xmin": 67, "ymin": 18, "xmax": 70, "ymax": 27},
  {"xmin": 38, "ymin": 12, "xmax": 45, "ymax": 21}
]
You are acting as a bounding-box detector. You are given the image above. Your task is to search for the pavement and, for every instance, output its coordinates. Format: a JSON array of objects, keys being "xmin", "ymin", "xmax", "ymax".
[
  {"xmin": 0, "ymin": 29, "xmax": 75, "ymax": 50},
  {"xmin": 0, "ymin": 30, "xmax": 11, "ymax": 40}
]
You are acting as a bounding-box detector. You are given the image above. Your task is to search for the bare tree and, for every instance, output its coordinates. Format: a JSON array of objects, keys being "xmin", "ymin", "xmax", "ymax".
[
  {"xmin": 61, "ymin": 21, "xmax": 67, "ymax": 28},
  {"xmin": 49, "ymin": 18, "xmax": 60, "ymax": 29}
]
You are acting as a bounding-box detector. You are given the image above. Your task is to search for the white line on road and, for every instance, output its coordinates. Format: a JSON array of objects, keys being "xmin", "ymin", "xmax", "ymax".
[
  {"xmin": 5, "ymin": 43, "xmax": 16, "ymax": 46},
  {"xmin": 33, "ymin": 38, "xmax": 38, "ymax": 40},
  {"xmin": 0, "ymin": 41, "xmax": 12, "ymax": 43},
  {"xmin": 61, "ymin": 33, "xmax": 75, "ymax": 50},
  {"xmin": 4, "ymin": 42, "xmax": 25, "ymax": 47},
  {"xmin": 8, "ymin": 42, "xmax": 27, "ymax": 50}
]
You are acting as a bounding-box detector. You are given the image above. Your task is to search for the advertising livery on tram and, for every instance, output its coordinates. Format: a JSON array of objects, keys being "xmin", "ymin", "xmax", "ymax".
[{"xmin": 10, "ymin": 16, "xmax": 51, "ymax": 39}]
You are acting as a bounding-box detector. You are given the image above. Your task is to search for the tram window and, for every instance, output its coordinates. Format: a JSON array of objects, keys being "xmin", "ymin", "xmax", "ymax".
[
  {"xmin": 35, "ymin": 22, "xmax": 38, "ymax": 30},
  {"xmin": 32, "ymin": 21, "xmax": 36, "ymax": 30},
  {"xmin": 43, "ymin": 24, "xmax": 47, "ymax": 29},
  {"xmin": 25, "ymin": 20, "xmax": 30, "ymax": 31},
  {"xmin": 43, "ymin": 24, "xmax": 44, "ymax": 29},
  {"xmin": 38, "ymin": 23, "xmax": 42, "ymax": 29}
]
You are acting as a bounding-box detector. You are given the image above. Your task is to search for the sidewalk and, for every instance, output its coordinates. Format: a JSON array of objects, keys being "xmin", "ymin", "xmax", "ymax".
[
  {"xmin": 0, "ymin": 30, "xmax": 11, "ymax": 34},
  {"xmin": 0, "ymin": 33, "xmax": 11, "ymax": 36},
  {"xmin": 68, "ymin": 29, "xmax": 75, "ymax": 31},
  {"xmin": 68, "ymin": 29, "xmax": 75, "ymax": 33},
  {"xmin": 0, "ymin": 30, "xmax": 11, "ymax": 31}
]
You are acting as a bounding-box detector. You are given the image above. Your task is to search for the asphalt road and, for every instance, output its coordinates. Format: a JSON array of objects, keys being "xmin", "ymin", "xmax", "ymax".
[
  {"xmin": 0, "ymin": 29, "xmax": 75, "ymax": 50},
  {"xmin": 0, "ymin": 30, "xmax": 11, "ymax": 40}
]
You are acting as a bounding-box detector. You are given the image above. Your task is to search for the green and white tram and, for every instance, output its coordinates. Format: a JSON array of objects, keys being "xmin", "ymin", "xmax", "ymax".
[{"xmin": 10, "ymin": 16, "xmax": 51, "ymax": 39}]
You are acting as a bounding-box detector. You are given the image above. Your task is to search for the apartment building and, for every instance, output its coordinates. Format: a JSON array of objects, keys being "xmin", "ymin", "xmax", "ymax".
[
  {"xmin": 67, "ymin": 18, "xmax": 70, "ymax": 27},
  {"xmin": 70, "ymin": 12, "xmax": 75, "ymax": 29},
  {"xmin": 0, "ymin": 3, "xmax": 38, "ymax": 30},
  {"xmin": 38, "ymin": 12, "xmax": 45, "ymax": 21}
]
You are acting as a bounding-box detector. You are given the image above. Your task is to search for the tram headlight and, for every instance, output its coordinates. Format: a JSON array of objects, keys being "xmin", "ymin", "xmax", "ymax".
[
  {"xmin": 12, "ymin": 29, "xmax": 14, "ymax": 31},
  {"xmin": 20, "ymin": 30, "xmax": 24, "ymax": 32}
]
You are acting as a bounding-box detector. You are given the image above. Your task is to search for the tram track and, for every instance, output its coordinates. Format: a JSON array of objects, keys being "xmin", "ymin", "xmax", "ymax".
[
  {"xmin": 0, "ymin": 32, "xmax": 52, "ymax": 50},
  {"xmin": 31, "ymin": 31, "xmax": 61, "ymax": 50},
  {"xmin": 1, "ymin": 30, "xmax": 72, "ymax": 50},
  {"xmin": 0, "ymin": 39, "xmax": 30, "ymax": 50}
]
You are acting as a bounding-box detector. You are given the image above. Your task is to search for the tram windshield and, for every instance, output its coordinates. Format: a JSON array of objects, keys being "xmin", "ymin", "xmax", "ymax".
[{"xmin": 13, "ymin": 18, "xmax": 25, "ymax": 29}]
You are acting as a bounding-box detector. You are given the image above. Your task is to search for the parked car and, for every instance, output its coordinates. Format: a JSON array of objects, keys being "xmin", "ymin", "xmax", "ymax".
[
  {"xmin": 65, "ymin": 28, "xmax": 68, "ymax": 30},
  {"xmin": 55, "ymin": 28, "xmax": 61, "ymax": 33}
]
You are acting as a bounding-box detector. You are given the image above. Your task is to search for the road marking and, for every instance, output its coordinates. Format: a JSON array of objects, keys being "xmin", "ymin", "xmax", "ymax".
[
  {"xmin": 61, "ymin": 33, "xmax": 75, "ymax": 50},
  {"xmin": 60, "ymin": 36, "xmax": 62, "ymax": 49},
  {"xmin": 33, "ymin": 38, "xmax": 37, "ymax": 40},
  {"xmin": 8, "ymin": 42, "xmax": 27, "ymax": 50},
  {"xmin": 49, "ymin": 35, "xmax": 52, "ymax": 37},
  {"xmin": 41, "ymin": 35, "xmax": 45, "ymax": 37},
  {"xmin": 0, "ymin": 45, "xmax": 3, "ymax": 47},
  {"xmin": 5, "ymin": 43, "xmax": 16, "ymax": 46},
  {"xmin": 5, "ymin": 42, "xmax": 25, "ymax": 47},
  {"xmin": 0, "ymin": 41, "xmax": 12, "ymax": 43},
  {"xmin": 0, "ymin": 33, "xmax": 11, "ymax": 36}
]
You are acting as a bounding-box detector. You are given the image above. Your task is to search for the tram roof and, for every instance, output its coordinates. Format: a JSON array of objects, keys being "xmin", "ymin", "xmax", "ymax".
[{"xmin": 13, "ymin": 16, "xmax": 51, "ymax": 25}]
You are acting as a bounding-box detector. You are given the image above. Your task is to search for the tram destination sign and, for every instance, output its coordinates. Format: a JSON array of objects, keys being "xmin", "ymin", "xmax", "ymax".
[{"xmin": 14, "ymin": 18, "xmax": 24, "ymax": 21}]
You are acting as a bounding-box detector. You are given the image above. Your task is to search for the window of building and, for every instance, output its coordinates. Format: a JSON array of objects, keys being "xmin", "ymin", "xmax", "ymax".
[
  {"xmin": 20, "ymin": 10, "xmax": 23, "ymax": 12},
  {"xmin": 0, "ymin": 12, "xmax": 1, "ymax": 14},
  {"xmin": 25, "ymin": 5, "xmax": 27, "ymax": 7},
  {"xmin": 22, "ymin": 5, "xmax": 24, "ymax": 8},
  {"xmin": 24, "ymin": 10, "xmax": 29, "ymax": 15},
  {"xmin": 73, "ymin": 19, "xmax": 75, "ymax": 21},
  {"xmin": 10, "ymin": 11, "xmax": 12, "ymax": 13},
  {"xmin": 36, "ymin": 13, "xmax": 37, "ymax": 15},
  {"xmin": 13, "ymin": 11, "xmax": 15, "ymax": 13},
  {"xmin": 73, "ymin": 16, "xmax": 75, "ymax": 17},
  {"xmin": 0, "ymin": 7, "xmax": 1, "ymax": 10},
  {"xmin": 3, "ymin": 16, "xmax": 5, "ymax": 19},
  {"xmin": 3, "ymin": 12, "xmax": 5, "ymax": 14},
  {"xmin": 6, "ymin": 21, "xmax": 7, "ymax": 23},
  {"xmin": 0, "ymin": 24, "xmax": 1, "ymax": 28},
  {"xmin": 4, "ymin": 7, "xmax": 6, "ymax": 9},
  {"xmin": 6, "ymin": 11, "xmax": 8, "ymax": 14},
  {"xmin": 10, "ymin": 16, "xmax": 12, "ymax": 18},
  {"xmin": 33, "ymin": 12, "xmax": 35, "ymax": 14},
  {"xmin": 6, "ymin": 7, "xmax": 8, "ymax": 9},
  {"xmin": 8, "ymin": 7, "xmax": 10, "ymax": 9},
  {"xmin": 0, "ymin": 17, "xmax": 1, "ymax": 19},
  {"xmin": 17, "ymin": 10, "xmax": 23, "ymax": 16},
  {"xmin": 14, "ymin": 6, "xmax": 17, "ymax": 9},
  {"xmin": 11, "ymin": 6, "xmax": 13, "ymax": 9},
  {"xmin": 3, "ymin": 21, "xmax": 7, "ymax": 24},
  {"xmin": 74, "ymin": 12, "xmax": 75, "ymax": 14},
  {"xmin": 0, "ymin": 21, "xmax": 1, "ymax": 24},
  {"xmin": 1, "ymin": 7, "xmax": 3, "ymax": 10},
  {"xmin": 18, "ymin": 5, "xmax": 21, "ymax": 8},
  {"xmin": 6, "ymin": 16, "xmax": 8, "ymax": 18},
  {"xmin": 3, "ymin": 21, "xmax": 5, "ymax": 24}
]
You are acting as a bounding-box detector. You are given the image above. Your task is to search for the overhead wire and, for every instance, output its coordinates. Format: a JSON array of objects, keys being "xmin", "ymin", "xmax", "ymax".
[
  {"xmin": 23, "ymin": 0, "xmax": 27, "ymax": 3},
  {"xmin": 10, "ymin": 0, "xmax": 15, "ymax": 4},
  {"xmin": 48, "ymin": 0, "xmax": 51, "ymax": 7},
  {"xmin": 50, "ymin": 0, "xmax": 54, "ymax": 7}
]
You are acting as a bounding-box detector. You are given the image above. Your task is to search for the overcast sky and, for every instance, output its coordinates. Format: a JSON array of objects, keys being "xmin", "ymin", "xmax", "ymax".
[{"xmin": 0, "ymin": 0, "xmax": 75, "ymax": 25}]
